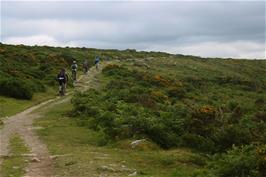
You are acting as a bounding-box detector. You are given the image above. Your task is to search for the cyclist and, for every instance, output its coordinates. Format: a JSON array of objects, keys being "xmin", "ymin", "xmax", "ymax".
[
  {"xmin": 71, "ymin": 60, "xmax": 78, "ymax": 81},
  {"xmin": 95, "ymin": 56, "xmax": 100, "ymax": 70},
  {"xmin": 57, "ymin": 68, "xmax": 68, "ymax": 96}
]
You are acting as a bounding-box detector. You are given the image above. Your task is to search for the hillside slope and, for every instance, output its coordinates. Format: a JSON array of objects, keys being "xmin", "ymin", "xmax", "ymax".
[
  {"xmin": 0, "ymin": 43, "xmax": 265, "ymax": 176},
  {"xmin": 0, "ymin": 43, "xmax": 170, "ymax": 117},
  {"xmin": 1, "ymin": 43, "xmax": 264, "ymax": 100}
]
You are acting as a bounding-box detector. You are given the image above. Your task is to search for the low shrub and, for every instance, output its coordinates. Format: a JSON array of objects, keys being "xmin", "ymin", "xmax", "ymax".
[
  {"xmin": 102, "ymin": 64, "xmax": 133, "ymax": 78},
  {"xmin": 182, "ymin": 76, "xmax": 206, "ymax": 88},
  {"xmin": 186, "ymin": 106, "xmax": 218, "ymax": 136},
  {"xmin": 0, "ymin": 78, "xmax": 33, "ymax": 99},
  {"xmin": 27, "ymin": 80, "xmax": 46, "ymax": 92},
  {"xmin": 167, "ymin": 86, "xmax": 186, "ymax": 99},
  {"xmin": 150, "ymin": 90, "xmax": 169, "ymax": 103},
  {"xmin": 70, "ymin": 64, "xmax": 265, "ymax": 153},
  {"xmin": 209, "ymin": 145, "xmax": 259, "ymax": 177},
  {"xmin": 214, "ymin": 125, "xmax": 252, "ymax": 151},
  {"xmin": 181, "ymin": 133, "xmax": 216, "ymax": 152},
  {"xmin": 215, "ymin": 76, "xmax": 258, "ymax": 91},
  {"xmin": 105, "ymin": 80, "xmax": 133, "ymax": 90}
]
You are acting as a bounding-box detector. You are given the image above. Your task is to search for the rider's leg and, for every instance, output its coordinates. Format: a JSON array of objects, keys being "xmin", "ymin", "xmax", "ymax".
[
  {"xmin": 72, "ymin": 70, "xmax": 76, "ymax": 81},
  {"xmin": 64, "ymin": 82, "xmax": 67, "ymax": 93},
  {"xmin": 62, "ymin": 83, "xmax": 65, "ymax": 95},
  {"xmin": 59, "ymin": 82, "xmax": 62, "ymax": 95}
]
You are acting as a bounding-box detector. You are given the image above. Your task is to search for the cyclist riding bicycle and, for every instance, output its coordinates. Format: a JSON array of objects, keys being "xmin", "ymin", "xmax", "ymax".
[
  {"xmin": 71, "ymin": 61, "xmax": 78, "ymax": 81},
  {"xmin": 57, "ymin": 69, "xmax": 68, "ymax": 96},
  {"xmin": 95, "ymin": 56, "xmax": 100, "ymax": 70}
]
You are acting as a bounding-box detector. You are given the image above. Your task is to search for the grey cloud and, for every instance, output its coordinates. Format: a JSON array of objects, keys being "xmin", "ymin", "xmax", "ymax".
[{"xmin": 1, "ymin": 1, "xmax": 265, "ymax": 58}]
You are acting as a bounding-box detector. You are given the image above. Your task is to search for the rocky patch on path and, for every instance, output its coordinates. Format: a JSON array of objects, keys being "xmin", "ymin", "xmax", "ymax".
[{"xmin": 97, "ymin": 163, "xmax": 137, "ymax": 176}]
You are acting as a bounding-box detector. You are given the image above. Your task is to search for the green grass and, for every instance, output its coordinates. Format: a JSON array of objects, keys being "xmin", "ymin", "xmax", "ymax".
[
  {"xmin": 35, "ymin": 100, "xmax": 206, "ymax": 177},
  {"xmin": 0, "ymin": 87, "xmax": 57, "ymax": 119},
  {"xmin": 1, "ymin": 134, "xmax": 29, "ymax": 177}
]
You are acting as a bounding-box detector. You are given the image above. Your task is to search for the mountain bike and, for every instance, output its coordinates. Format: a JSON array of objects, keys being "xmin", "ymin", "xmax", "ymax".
[
  {"xmin": 59, "ymin": 82, "xmax": 66, "ymax": 96},
  {"xmin": 72, "ymin": 69, "xmax": 77, "ymax": 82}
]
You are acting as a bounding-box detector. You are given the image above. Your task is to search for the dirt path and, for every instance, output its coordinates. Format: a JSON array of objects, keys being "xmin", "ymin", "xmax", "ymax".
[{"xmin": 0, "ymin": 64, "xmax": 106, "ymax": 177}]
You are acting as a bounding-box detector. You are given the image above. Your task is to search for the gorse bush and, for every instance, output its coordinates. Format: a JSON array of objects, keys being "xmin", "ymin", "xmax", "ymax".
[{"xmin": 186, "ymin": 106, "xmax": 218, "ymax": 136}]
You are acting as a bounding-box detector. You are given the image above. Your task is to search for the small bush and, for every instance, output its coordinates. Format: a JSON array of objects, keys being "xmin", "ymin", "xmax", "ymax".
[
  {"xmin": 146, "ymin": 123, "xmax": 179, "ymax": 148},
  {"xmin": 27, "ymin": 80, "xmax": 46, "ymax": 92},
  {"xmin": 215, "ymin": 76, "xmax": 258, "ymax": 91},
  {"xmin": 182, "ymin": 76, "xmax": 206, "ymax": 88},
  {"xmin": 186, "ymin": 106, "xmax": 218, "ymax": 136},
  {"xmin": 150, "ymin": 90, "xmax": 169, "ymax": 103},
  {"xmin": 181, "ymin": 133, "xmax": 216, "ymax": 152},
  {"xmin": 105, "ymin": 80, "xmax": 133, "ymax": 90},
  {"xmin": 0, "ymin": 78, "xmax": 33, "ymax": 99},
  {"xmin": 167, "ymin": 86, "xmax": 186, "ymax": 99},
  {"xmin": 210, "ymin": 145, "xmax": 259, "ymax": 177},
  {"xmin": 102, "ymin": 64, "xmax": 132, "ymax": 78},
  {"xmin": 214, "ymin": 125, "xmax": 252, "ymax": 151}
]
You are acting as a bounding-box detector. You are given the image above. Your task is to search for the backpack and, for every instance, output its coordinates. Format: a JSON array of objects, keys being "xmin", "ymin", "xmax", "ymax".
[{"xmin": 71, "ymin": 64, "xmax": 77, "ymax": 70}]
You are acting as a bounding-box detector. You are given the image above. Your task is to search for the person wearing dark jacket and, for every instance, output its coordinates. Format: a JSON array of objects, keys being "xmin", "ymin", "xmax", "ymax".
[{"xmin": 57, "ymin": 68, "xmax": 68, "ymax": 95}]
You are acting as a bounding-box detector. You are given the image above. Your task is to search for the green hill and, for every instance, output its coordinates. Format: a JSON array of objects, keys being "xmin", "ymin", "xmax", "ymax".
[
  {"xmin": 0, "ymin": 43, "xmax": 170, "ymax": 117},
  {"xmin": 0, "ymin": 43, "xmax": 265, "ymax": 176},
  {"xmin": 0, "ymin": 43, "xmax": 172, "ymax": 99}
]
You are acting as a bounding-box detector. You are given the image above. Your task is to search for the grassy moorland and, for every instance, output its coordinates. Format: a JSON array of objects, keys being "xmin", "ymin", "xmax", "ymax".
[
  {"xmin": 68, "ymin": 58, "xmax": 266, "ymax": 176},
  {"xmin": 38, "ymin": 56, "xmax": 265, "ymax": 176},
  {"xmin": 0, "ymin": 43, "xmax": 265, "ymax": 176},
  {"xmin": 0, "ymin": 43, "xmax": 167, "ymax": 118},
  {"xmin": 36, "ymin": 100, "xmax": 205, "ymax": 177}
]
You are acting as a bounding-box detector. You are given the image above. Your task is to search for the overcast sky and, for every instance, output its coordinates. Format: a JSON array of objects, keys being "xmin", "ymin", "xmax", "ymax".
[{"xmin": 1, "ymin": 0, "xmax": 265, "ymax": 59}]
